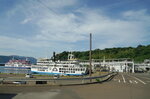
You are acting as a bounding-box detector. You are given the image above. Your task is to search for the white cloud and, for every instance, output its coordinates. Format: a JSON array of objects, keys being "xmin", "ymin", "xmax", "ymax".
[
  {"xmin": 1, "ymin": 0, "xmax": 150, "ymax": 57},
  {"xmin": 0, "ymin": 36, "xmax": 38, "ymax": 50},
  {"xmin": 21, "ymin": 18, "xmax": 32, "ymax": 24},
  {"xmin": 122, "ymin": 9, "xmax": 150, "ymax": 26},
  {"xmin": 0, "ymin": 35, "xmax": 75, "ymax": 57},
  {"xmin": 37, "ymin": 0, "xmax": 78, "ymax": 9}
]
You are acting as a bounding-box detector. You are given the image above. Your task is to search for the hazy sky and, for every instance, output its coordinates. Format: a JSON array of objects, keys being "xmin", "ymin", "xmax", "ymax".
[{"xmin": 0, "ymin": 0, "xmax": 150, "ymax": 58}]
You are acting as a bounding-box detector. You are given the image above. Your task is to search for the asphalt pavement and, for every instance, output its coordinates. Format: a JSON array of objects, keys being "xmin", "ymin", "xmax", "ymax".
[{"xmin": 0, "ymin": 73, "xmax": 150, "ymax": 99}]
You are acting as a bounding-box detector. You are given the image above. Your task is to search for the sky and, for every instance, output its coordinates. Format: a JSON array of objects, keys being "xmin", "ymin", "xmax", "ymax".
[{"xmin": 0, "ymin": 0, "xmax": 150, "ymax": 58}]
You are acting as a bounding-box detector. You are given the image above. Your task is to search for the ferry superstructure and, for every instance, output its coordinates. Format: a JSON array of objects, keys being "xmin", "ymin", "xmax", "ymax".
[
  {"xmin": 36, "ymin": 58, "xmax": 54, "ymax": 66},
  {"xmin": 31, "ymin": 54, "xmax": 87, "ymax": 75}
]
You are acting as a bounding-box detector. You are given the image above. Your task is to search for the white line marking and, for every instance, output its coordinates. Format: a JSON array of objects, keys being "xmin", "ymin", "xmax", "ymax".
[
  {"xmin": 122, "ymin": 74, "xmax": 126, "ymax": 83},
  {"xmin": 129, "ymin": 80, "xmax": 132, "ymax": 83},
  {"xmin": 128, "ymin": 75, "xmax": 146, "ymax": 85},
  {"xmin": 118, "ymin": 79, "xmax": 120, "ymax": 83},
  {"xmin": 134, "ymin": 80, "xmax": 138, "ymax": 84}
]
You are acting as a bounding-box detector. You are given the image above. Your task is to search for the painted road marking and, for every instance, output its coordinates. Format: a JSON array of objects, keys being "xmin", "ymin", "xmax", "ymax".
[
  {"xmin": 129, "ymin": 80, "xmax": 132, "ymax": 83},
  {"xmin": 128, "ymin": 75, "xmax": 146, "ymax": 85},
  {"xmin": 134, "ymin": 80, "xmax": 138, "ymax": 84},
  {"xmin": 122, "ymin": 74, "xmax": 126, "ymax": 83}
]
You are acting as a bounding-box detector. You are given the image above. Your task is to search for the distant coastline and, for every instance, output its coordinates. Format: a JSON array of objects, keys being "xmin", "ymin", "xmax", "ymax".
[{"xmin": 0, "ymin": 55, "xmax": 37, "ymax": 64}]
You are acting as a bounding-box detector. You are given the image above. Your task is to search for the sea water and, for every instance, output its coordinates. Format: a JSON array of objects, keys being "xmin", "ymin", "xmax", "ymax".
[{"xmin": 0, "ymin": 66, "xmax": 31, "ymax": 74}]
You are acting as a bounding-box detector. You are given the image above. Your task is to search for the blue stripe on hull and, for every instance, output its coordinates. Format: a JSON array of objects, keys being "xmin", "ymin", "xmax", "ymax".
[
  {"xmin": 31, "ymin": 71, "xmax": 85, "ymax": 76},
  {"xmin": 4, "ymin": 66, "xmax": 30, "ymax": 69}
]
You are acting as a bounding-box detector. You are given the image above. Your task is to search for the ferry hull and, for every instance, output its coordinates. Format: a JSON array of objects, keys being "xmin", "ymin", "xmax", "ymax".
[
  {"xmin": 4, "ymin": 66, "xmax": 31, "ymax": 69},
  {"xmin": 31, "ymin": 71, "xmax": 86, "ymax": 76}
]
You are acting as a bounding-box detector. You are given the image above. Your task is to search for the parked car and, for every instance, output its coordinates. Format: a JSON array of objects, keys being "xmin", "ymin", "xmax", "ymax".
[
  {"xmin": 13, "ymin": 81, "xmax": 26, "ymax": 84},
  {"xmin": 53, "ymin": 74, "xmax": 60, "ymax": 79},
  {"xmin": 25, "ymin": 73, "xmax": 33, "ymax": 78}
]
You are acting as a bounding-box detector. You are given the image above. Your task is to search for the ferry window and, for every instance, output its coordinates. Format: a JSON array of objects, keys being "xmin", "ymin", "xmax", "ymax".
[{"xmin": 52, "ymin": 68, "xmax": 58, "ymax": 71}]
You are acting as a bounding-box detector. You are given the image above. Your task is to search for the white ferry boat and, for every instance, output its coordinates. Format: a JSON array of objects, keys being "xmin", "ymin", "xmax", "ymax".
[
  {"xmin": 31, "ymin": 62, "xmax": 87, "ymax": 75},
  {"xmin": 31, "ymin": 53, "xmax": 87, "ymax": 75},
  {"xmin": 5, "ymin": 58, "xmax": 31, "ymax": 69}
]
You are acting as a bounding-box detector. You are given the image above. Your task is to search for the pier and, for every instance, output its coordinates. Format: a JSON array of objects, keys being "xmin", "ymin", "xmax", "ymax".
[{"xmin": 79, "ymin": 58, "xmax": 134, "ymax": 73}]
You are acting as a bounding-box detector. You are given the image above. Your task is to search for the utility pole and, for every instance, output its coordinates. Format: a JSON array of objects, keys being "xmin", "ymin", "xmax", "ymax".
[
  {"xmin": 89, "ymin": 33, "xmax": 92, "ymax": 82},
  {"xmin": 99, "ymin": 49, "xmax": 101, "ymax": 76}
]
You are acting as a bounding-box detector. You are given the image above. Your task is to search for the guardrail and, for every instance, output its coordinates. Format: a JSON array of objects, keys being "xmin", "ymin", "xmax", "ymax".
[{"xmin": 0, "ymin": 72, "xmax": 118, "ymax": 86}]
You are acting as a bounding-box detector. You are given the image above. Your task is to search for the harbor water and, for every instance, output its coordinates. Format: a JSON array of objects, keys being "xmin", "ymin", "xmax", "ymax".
[{"xmin": 0, "ymin": 66, "xmax": 31, "ymax": 74}]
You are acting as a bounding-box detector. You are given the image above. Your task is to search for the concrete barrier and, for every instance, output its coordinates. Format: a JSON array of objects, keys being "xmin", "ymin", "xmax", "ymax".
[{"xmin": 1, "ymin": 72, "xmax": 117, "ymax": 86}]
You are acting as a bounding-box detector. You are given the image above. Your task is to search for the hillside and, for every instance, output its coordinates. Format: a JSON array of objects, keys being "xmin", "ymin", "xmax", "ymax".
[
  {"xmin": 0, "ymin": 55, "xmax": 37, "ymax": 64},
  {"xmin": 55, "ymin": 45, "xmax": 150, "ymax": 62}
]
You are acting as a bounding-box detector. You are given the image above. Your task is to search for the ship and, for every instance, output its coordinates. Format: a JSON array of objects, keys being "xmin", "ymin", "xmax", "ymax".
[
  {"xmin": 31, "ymin": 53, "xmax": 87, "ymax": 76},
  {"xmin": 5, "ymin": 58, "xmax": 31, "ymax": 69}
]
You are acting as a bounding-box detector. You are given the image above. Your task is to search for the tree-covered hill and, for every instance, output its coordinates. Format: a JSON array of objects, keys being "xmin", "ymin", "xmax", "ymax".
[{"xmin": 55, "ymin": 45, "xmax": 150, "ymax": 62}]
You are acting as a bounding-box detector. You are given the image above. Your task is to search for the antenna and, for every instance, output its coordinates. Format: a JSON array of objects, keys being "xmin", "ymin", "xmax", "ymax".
[{"xmin": 53, "ymin": 52, "xmax": 56, "ymax": 62}]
